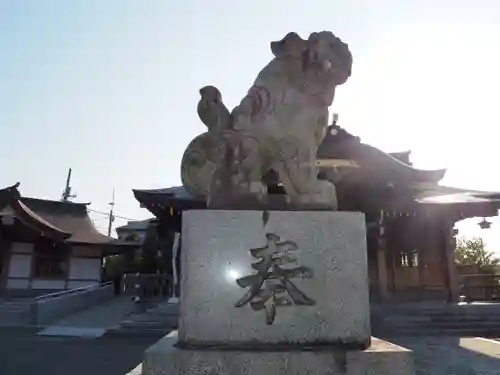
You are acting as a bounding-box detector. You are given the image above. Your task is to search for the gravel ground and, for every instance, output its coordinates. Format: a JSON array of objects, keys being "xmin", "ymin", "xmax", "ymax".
[
  {"xmin": 392, "ymin": 336, "xmax": 500, "ymax": 375},
  {"xmin": 0, "ymin": 328, "xmax": 162, "ymax": 375}
]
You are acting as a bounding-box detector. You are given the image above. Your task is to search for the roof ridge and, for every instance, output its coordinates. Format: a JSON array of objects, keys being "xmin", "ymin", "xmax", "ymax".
[{"xmin": 20, "ymin": 196, "xmax": 90, "ymax": 206}]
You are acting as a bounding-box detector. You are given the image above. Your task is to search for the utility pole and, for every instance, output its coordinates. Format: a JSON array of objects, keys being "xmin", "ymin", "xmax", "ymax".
[
  {"xmin": 107, "ymin": 188, "xmax": 115, "ymax": 237},
  {"xmin": 332, "ymin": 112, "xmax": 339, "ymax": 126},
  {"xmin": 61, "ymin": 168, "xmax": 76, "ymax": 202}
]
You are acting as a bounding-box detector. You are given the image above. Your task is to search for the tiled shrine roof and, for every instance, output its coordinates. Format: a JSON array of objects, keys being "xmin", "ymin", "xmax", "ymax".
[
  {"xmin": 133, "ymin": 125, "xmax": 500, "ymax": 220},
  {"xmin": 0, "ymin": 183, "xmax": 137, "ymax": 246}
]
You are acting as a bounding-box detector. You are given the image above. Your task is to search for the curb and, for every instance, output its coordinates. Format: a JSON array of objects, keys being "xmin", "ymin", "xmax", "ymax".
[{"xmin": 104, "ymin": 328, "xmax": 171, "ymax": 339}]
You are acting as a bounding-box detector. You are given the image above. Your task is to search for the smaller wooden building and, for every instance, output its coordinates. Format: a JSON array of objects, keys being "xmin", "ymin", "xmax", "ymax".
[
  {"xmin": 115, "ymin": 219, "xmax": 152, "ymax": 242},
  {"xmin": 0, "ymin": 183, "xmax": 135, "ymax": 295}
]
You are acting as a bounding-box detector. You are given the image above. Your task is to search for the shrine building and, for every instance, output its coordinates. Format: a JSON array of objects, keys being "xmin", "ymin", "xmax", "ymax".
[
  {"xmin": 0, "ymin": 183, "xmax": 136, "ymax": 296},
  {"xmin": 132, "ymin": 125, "xmax": 500, "ymax": 303}
]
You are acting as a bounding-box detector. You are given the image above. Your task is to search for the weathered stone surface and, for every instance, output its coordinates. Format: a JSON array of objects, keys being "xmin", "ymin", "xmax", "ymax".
[
  {"xmin": 180, "ymin": 31, "xmax": 353, "ymax": 210},
  {"xmin": 179, "ymin": 210, "xmax": 370, "ymax": 348},
  {"xmin": 142, "ymin": 331, "xmax": 415, "ymax": 375}
]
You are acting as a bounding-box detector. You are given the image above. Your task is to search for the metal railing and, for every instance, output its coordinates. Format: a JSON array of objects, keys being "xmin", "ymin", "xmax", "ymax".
[
  {"xmin": 35, "ymin": 281, "xmax": 113, "ymax": 301},
  {"xmin": 30, "ymin": 282, "xmax": 115, "ymax": 325},
  {"xmin": 460, "ymin": 274, "xmax": 500, "ymax": 302}
]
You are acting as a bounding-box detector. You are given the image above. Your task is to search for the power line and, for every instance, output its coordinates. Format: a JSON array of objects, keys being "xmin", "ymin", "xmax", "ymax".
[
  {"xmin": 57, "ymin": 169, "xmax": 142, "ymax": 222},
  {"xmin": 87, "ymin": 208, "xmax": 140, "ymax": 222},
  {"xmin": 107, "ymin": 188, "xmax": 115, "ymax": 237}
]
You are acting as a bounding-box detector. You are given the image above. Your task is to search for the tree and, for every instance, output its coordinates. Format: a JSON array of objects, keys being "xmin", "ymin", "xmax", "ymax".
[
  {"xmin": 455, "ymin": 236, "xmax": 500, "ymax": 271},
  {"xmin": 124, "ymin": 233, "xmax": 142, "ymax": 242},
  {"xmin": 103, "ymin": 254, "xmax": 127, "ymax": 280},
  {"xmin": 138, "ymin": 223, "xmax": 161, "ymax": 274}
]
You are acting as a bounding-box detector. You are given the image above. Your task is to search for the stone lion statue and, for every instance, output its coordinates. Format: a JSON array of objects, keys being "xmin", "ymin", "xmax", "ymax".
[{"xmin": 180, "ymin": 31, "xmax": 353, "ymax": 209}]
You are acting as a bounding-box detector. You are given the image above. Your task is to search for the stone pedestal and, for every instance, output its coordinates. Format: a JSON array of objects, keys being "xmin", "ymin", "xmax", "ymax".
[
  {"xmin": 142, "ymin": 210, "xmax": 414, "ymax": 375},
  {"xmin": 143, "ymin": 331, "xmax": 414, "ymax": 375}
]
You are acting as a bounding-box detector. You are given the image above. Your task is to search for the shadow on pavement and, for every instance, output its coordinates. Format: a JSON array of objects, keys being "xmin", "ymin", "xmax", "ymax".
[
  {"xmin": 0, "ymin": 329, "xmax": 163, "ymax": 375},
  {"xmin": 5, "ymin": 329, "xmax": 500, "ymax": 375},
  {"xmin": 390, "ymin": 336, "xmax": 500, "ymax": 375}
]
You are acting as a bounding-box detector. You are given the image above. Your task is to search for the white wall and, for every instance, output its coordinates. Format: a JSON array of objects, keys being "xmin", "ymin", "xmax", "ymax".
[
  {"xmin": 31, "ymin": 279, "xmax": 65, "ymax": 290},
  {"xmin": 68, "ymin": 257, "xmax": 101, "ymax": 282},
  {"xmin": 6, "ymin": 242, "xmax": 33, "ymax": 290},
  {"xmin": 8, "ymin": 254, "xmax": 31, "ymax": 278},
  {"xmin": 7, "ymin": 278, "xmax": 29, "ymax": 289},
  {"xmin": 4, "ymin": 243, "xmax": 102, "ymax": 291},
  {"xmin": 11, "ymin": 242, "xmax": 34, "ymax": 254}
]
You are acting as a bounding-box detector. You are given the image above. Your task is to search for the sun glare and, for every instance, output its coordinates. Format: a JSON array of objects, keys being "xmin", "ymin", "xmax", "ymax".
[{"xmin": 340, "ymin": 21, "xmax": 500, "ymax": 252}]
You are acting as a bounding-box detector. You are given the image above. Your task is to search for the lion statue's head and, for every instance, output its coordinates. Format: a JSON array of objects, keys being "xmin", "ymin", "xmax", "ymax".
[{"xmin": 269, "ymin": 31, "xmax": 352, "ymax": 106}]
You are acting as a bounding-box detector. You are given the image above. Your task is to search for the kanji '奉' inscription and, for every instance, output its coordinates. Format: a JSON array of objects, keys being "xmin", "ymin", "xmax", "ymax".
[{"xmin": 234, "ymin": 233, "xmax": 315, "ymax": 325}]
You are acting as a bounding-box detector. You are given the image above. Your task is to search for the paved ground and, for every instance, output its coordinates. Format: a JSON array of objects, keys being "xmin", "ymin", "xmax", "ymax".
[
  {"xmin": 38, "ymin": 296, "xmax": 137, "ymax": 338},
  {"xmin": 50, "ymin": 296, "xmax": 136, "ymax": 328},
  {"xmin": 0, "ymin": 328, "xmax": 161, "ymax": 375},
  {"xmin": 393, "ymin": 336, "xmax": 500, "ymax": 375},
  {"xmin": 3, "ymin": 329, "xmax": 500, "ymax": 375}
]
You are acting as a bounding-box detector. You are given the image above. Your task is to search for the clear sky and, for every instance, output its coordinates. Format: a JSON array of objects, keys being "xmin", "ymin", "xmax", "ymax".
[{"xmin": 1, "ymin": 1, "xmax": 499, "ymax": 249}]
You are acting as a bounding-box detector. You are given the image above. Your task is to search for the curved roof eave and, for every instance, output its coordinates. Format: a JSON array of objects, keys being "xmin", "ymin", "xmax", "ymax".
[
  {"xmin": 12, "ymin": 198, "xmax": 71, "ymax": 241},
  {"xmin": 133, "ymin": 187, "xmax": 203, "ymax": 204},
  {"xmin": 318, "ymin": 125, "xmax": 446, "ymax": 184},
  {"xmin": 318, "ymin": 144, "xmax": 446, "ymax": 184},
  {"xmin": 0, "ymin": 183, "xmax": 114, "ymax": 244}
]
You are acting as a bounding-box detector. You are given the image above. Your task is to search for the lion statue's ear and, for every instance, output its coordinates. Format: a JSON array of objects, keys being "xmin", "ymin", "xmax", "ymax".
[{"xmin": 270, "ymin": 32, "xmax": 307, "ymax": 58}]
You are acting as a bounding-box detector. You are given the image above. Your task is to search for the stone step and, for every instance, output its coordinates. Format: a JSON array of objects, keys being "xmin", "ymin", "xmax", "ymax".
[
  {"xmin": 0, "ymin": 313, "xmax": 31, "ymax": 325},
  {"xmin": 385, "ymin": 316, "xmax": 500, "ymax": 323},
  {"xmin": 430, "ymin": 318, "xmax": 500, "ymax": 324},
  {"xmin": 374, "ymin": 301, "xmax": 500, "ymax": 335},
  {"xmin": 373, "ymin": 316, "xmax": 431, "ymax": 323},
  {"xmin": 107, "ymin": 326, "xmax": 171, "ymax": 337},
  {"xmin": 121, "ymin": 321, "xmax": 171, "ymax": 329},
  {"xmin": 377, "ymin": 327, "xmax": 500, "ymax": 337},
  {"xmin": 118, "ymin": 316, "xmax": 178, "ymax": 329},
  {"xmin": 124, "ymin": 314, "xmax": 178, "ymax": 323},
  {"xmin": 147, "ymin": 307, "xmax": 179, "ymax": 315},
  {"xmin": 123, "ymin": 315, "xmax": 177, "ymax": 324},
  {"xmin": 122, "ymin": 315, "xmax": 177, "ymax": 324},
  {"xmin": 0, "ymin": 307, "xmax": 30, "ymax": 313},
  {"xmin": 0, "ymin": 306, "xmax": 30, "ymax": 310},
  {"xmin": 377, "ymin": 316, "xmax": 500, "ymax": 323},
  {"xmin": 372, "ymin": 305, "xmax": 500, "ymax": 336},
  {"xmin": 113, "ymin": 300, "xmax": 179, "ymax": 334},
  {"xmin": 429, "ymin": 314, "xmax": 500, "ymax": 321},
  {"xmin": 372, "ymin": 307, "xmax": 500, "ymax": 316},
  {"xmin": 374, "ymin": 310, "xmax": 500, "ymax": 317},
  {"xmin": 146, "ymin": 309, "xmax": 178, "ymax": 315},
  {"xmin": 387, "ymin": 322, "xmax": 500, "ymax": 330},
  {"xmin": 140, "ymin": 313, "xmax": 178, "ymax": 320},
  {"xmin": 0, "ymin": 311, "xmax": 29, "ymax": 316},
  {"xmin": 375, "ymin": 319, "xmax": 500, "ymax": 336},
  {"xmin": 0, "ymin": 309, "xmax": 30, "ymax": 314}
]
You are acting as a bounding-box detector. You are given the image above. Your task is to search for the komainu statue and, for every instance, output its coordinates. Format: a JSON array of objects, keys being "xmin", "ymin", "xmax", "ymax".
[{"xmin": 180, "ymin": 31, "xmax": 353, "ymax": 210}]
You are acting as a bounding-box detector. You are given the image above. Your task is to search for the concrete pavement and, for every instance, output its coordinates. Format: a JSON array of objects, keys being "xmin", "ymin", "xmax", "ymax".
[
  {"xmin": 393, "ymin": 336, "xmax": 500, "ymax": 375},
  {"xmin": 0, "ymin": 328, "xmax": 162, "ymax": 375},
  {"xmin": 37, "ymin": 295, "xmax": 136, "ymax": 338},
  {"xmin": 3, "ymin": 328, "xmax": 500, "ymax": 375}
]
